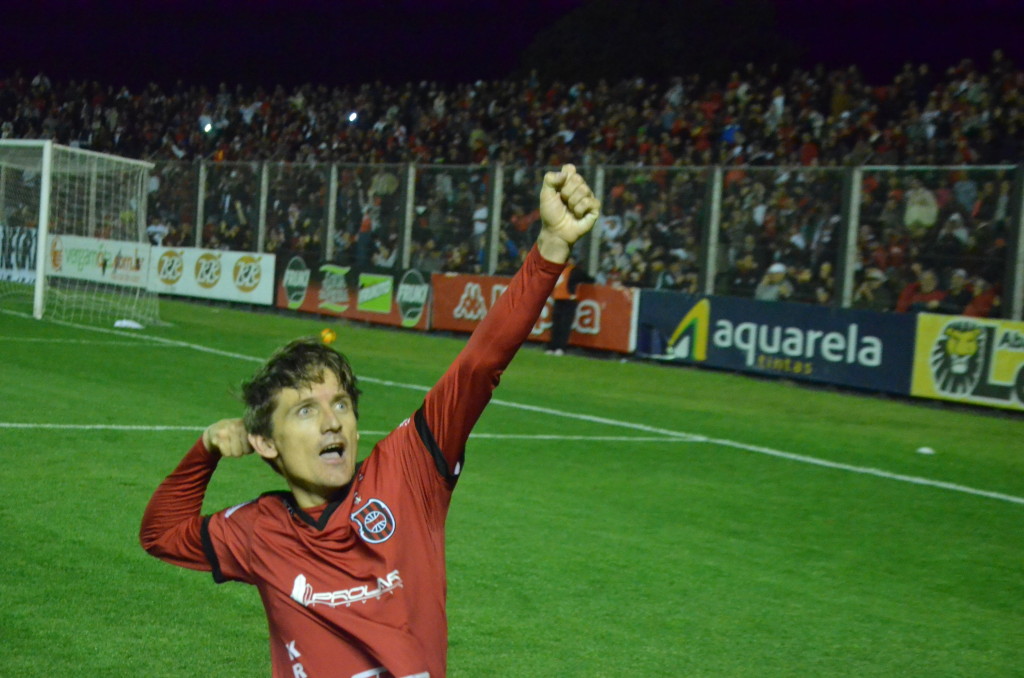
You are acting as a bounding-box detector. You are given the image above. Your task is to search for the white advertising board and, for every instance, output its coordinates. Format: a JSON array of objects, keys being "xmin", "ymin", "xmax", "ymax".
[
  {"xmin": 0, "ymin": 226, "xmax": 37, "ymax": 284},
  {"xmin": 46, "ymin": 233, "xmax": 150, "ymax": 287},
  {"xmin": 150, "ymin": 247, "xmax": 275, "ymax": 305}
]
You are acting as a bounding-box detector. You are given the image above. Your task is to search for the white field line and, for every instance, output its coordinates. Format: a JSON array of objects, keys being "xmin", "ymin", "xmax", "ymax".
[
  {"xmin": 0, "ymin": 336, "xmax": 167, "ymax": 346},
  {"xmin": 4, "ymin": 309, "xmax": 1022, "ymax": 506},
  {"xmin": 0, "ymin": 422, "xmax": 680, "ymax": 443}
]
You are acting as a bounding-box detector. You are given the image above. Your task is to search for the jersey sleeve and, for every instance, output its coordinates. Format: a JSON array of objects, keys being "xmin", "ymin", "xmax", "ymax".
[
  {"xmin": 140, "ymin": 437, "xmax": 259, "ymax": 584},
  {"xmin": 139, "ymin": 437, "xmax": 220, "ymax": 572},
  {"xmin": 417, "ymin": 244, "xmax": 564, "ymax": 483},
  {"xmin": 200, "ymin": 498, "xmax": 260, "ymax": 584}
]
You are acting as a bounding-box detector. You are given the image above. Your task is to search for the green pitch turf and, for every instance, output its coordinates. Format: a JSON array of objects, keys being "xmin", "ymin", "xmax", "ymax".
[{"xmin": 1, "ymin": 299, "xmax": 1021, "ymax": 677}]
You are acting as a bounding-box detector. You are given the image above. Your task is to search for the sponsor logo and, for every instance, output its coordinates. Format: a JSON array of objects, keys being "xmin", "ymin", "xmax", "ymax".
[
  {"xmin": 232, "ymin": 255, "xmax": 261, "ymax": 292},
  {"xmin": 44, "ymin": 234, "xmax": 149, "ymax": 287},
  {"xmin": 157, "ymin": 250, "xmax": 184, "ymax": 285},
  {"xmin": 666, "ymin": 298, "xmax": 883, "ymax": 376},
  {"xmin": 0, "ymin": 226, "xmax": 36, "ymax": 283},
  {"xmin": 59, "ymin": 242, "xmax": 107, "ymax": 274},
  {"xmin": 350, "ymin": 498, "xmax": 396, "ymax": 543},
  {"xmin": 572, "ymin": 299, "xmax": 601, "ymax": 335},
  {"xmin": 454, "ymin": 282, "xmax": 487, "ymax": 320},
  {"xmin": 112, "ymin": 249, "xmax": 144, "ymax": 278},
  {"xmin": 357, "ymin": 274, "xmax": 393, "ymax": 314},
  {"xmin": 283, "ymin": 256, "xmax": 311, "ymax": 309},
  {"xmin": 319, "ymin": 264, "xmax": 351, "ymax": 312},
  {"xmin": 667, "ymin": 298, "xmax": 710, "ymax": 360},
  {"xmin": 930, "ymin": 320, "xmax": 985, "ymax": 395},
  {"xmin": 194, "ymin": 252, "xmax": 222, "ymax": 289},
  {"xmin": 289, "ymin": 569, "xmax": 403, "ymax": 608},
  {"xmin": 396, "ymin": 269, "xmax": 429, "ymax": 327},
  {"xmin": 50, "ymin": 236, "xmax": 64, "ymax": 272},
  {"xmin": 928, "ymin": 319, "xmax": 1024, "ymax": 406}
]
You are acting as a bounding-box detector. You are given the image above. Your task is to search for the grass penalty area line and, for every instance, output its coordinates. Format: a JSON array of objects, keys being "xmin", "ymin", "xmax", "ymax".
[{"xmin": 8, "ymin": 309, "xmax": 1023, "ymax": 507}]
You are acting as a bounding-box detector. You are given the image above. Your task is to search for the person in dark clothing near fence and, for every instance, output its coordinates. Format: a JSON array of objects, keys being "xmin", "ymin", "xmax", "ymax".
[{"xmin": 546, "ymin": 255, "xmax": 593, "ymax": 355}]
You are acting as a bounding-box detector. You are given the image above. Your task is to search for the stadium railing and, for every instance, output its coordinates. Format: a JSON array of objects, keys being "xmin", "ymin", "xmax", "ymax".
[{"xmin": 146, "ymin": 160, "xmax": 1024, "ymax": 320}]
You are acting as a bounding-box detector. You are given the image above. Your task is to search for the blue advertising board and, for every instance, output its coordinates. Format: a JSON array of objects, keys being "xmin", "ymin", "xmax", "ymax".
[{"xmin": 637, "ymin": 291, "xmax": 916, "ymax": 395}]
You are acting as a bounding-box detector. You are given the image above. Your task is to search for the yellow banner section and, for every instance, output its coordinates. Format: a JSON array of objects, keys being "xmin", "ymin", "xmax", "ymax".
[{"xmin": 911, "ymin": 313, "xmax": 1024, "ymax": 411}]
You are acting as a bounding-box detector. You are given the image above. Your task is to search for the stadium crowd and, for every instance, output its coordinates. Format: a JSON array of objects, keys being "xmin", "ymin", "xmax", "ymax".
[{"xmin": 2, "ymin": 49, "xmax": 1019, "ymax": 316}]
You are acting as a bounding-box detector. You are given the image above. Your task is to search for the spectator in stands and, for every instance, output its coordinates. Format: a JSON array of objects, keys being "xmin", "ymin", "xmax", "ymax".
[
  {"xmin": 963, "ymin": 275, "xmax": 1000, "ymax": 317},
  {"xmin": 6, "ymin": 51, "xmax": 1022, "ymax": 286},
  {"xmin": 903, "ymin": 178, "xmax": 939, "ymax": 239},
  {"xmin": 721, "ymin": 253, "xmax": 760, "ymax": 297},
  {"xmin": 852, "ymin": 267, "xmax": 896, "ymax": 312},
  {"xmin": 147, "ymin": 219, "xmax": 170, "ymax": 246},
  {"xmin": 546, "ymin": 254, "xmax": 592, "ymax": 356},
  {"xmin": 754, "ymin": 262, "xmax": 793, "ymax": 301},
  {"xmin": 937, "ymin": 268, "xmax": 973, "ymax": 315},
  {"xmin": 895, "ymin": 268, "xmax": 946, "ymax": 313},
  {"xmin": 411, "ymin": 238, "xmax": 445, "ymax": 273}
]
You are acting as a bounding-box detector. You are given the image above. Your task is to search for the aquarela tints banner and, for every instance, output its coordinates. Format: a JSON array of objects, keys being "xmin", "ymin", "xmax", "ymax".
[{"xmin": 637, "ymin": 291, "xmax": 917, "ymax": 395}]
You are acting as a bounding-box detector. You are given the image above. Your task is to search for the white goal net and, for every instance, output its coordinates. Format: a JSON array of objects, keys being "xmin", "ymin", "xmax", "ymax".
[{"xmin": 0, "ymin": 140, "xmax": 159, "ymax": 325}]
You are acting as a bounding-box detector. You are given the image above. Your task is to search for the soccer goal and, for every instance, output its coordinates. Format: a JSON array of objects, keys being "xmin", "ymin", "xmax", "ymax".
[{"xmin": 0, "ymin": 140, "xmax": 159, "ymax": 325}]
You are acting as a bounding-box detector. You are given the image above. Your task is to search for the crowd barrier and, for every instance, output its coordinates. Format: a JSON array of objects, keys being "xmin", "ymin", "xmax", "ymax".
[
  {"xmin": 263, "ymin": 253, "xmax": 1024, "ymax": 412},
  {"xmin": 146, "ymin": 161, "xmax": 1024, "ymax": 321}
]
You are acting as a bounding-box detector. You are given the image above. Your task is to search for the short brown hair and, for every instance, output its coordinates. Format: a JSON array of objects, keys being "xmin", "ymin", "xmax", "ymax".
[{"xmin": 242, "ymin": 338, "xmax": 361, "ymax": 439}]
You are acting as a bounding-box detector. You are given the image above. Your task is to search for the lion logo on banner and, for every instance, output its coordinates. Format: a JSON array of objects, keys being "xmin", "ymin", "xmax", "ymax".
[{"xmin": 930, "ymin": 320, "xmax": 986, "ymax": 395}]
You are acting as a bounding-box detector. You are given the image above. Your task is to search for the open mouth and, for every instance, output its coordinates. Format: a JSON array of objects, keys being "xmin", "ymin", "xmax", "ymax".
[{"xmin": 319, "ymin": 442, "xmax": 346, "ymax": 461}]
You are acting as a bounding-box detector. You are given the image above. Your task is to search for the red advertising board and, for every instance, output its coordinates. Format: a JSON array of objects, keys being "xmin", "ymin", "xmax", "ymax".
[
  {"xmin": 276, "ymin": 256, "xmax": 431, "ymax": 330},
  {"xmin": 431, "ymin": 272, "xmax": 636, "ymax": 353}
]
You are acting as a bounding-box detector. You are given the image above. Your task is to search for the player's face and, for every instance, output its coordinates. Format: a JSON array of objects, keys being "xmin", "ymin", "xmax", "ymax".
[{"xmin": 256, "ymin": 370, "xmax": 360, "ymax": 509}]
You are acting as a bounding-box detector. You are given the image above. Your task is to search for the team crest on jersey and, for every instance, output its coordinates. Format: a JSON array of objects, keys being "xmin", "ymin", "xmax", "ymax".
[{"xmin": 350, "ymin": 498, "xmax": 396, "ymax": 544}]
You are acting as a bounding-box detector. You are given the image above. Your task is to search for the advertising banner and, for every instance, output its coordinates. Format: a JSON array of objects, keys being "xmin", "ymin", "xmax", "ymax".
[
  {"xmin": 150, "ymin": 247, "xmax": 276, "ymax": 305},
  {"xmin": 637, "ymin": 291, "xmax": 916, "ymax": 394},
  {"xmin": 910, "ymin": 313, "xmax": 1024, "ymax": 411},
  {"xmin": 0, "ymin": 225, "xmax": 36, "ymax": 284},
  {"xmin": 275, "ymin": 254, "xmax": 431, "ymax": 330},
  {"xmin": 46, "ymin": 233, "xmax": 150, "ymax": 287},
  {"xmin": 431, "ymin": 272, "xmax": 636, "ymax": 353}
]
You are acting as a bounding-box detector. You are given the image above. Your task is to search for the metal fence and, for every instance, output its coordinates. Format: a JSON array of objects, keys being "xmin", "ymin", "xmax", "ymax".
[{"xmin": 145, "ymin": 160, "xmax": 1024, "ymax": 319}]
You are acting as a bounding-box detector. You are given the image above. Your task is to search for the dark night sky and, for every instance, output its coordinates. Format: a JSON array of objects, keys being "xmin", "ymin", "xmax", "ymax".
[{"xmin": 2, "ymin": 0, "xmax": 1023, "ymax": 89}]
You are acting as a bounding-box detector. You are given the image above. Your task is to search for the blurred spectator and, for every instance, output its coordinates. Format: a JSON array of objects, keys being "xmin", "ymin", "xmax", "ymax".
[
  {"xmin": 936, "ymin": 268, "xmax": 973, "ymax": 314},
  {"xmin": 146, "ymin": 219, "xmax": 170, "ymax": 246},
  {"xmin": 1, "ymin": 50, "xmax": 1020, "ymax": 173},
  {"xmin": 852, "ymin": 267, "xmax": 896, "ymax": 312},
  {"xmin": 963, "ymin": 276, "xmax": 1000, "ymax": 317},
  {"xmin": 903, "ymin": 178, "xmax": 939, "ymax": 239},
  {"xmin": 755, "ymin": 262, "xmax": 793, "ymax": 301},
  {"xmin": 896, "ymin": 268, "xmax": 946, "ymax": 313}
]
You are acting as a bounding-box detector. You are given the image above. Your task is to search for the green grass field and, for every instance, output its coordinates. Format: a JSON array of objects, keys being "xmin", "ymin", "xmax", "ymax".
[{"xmin": 1, "ymin": 298, "xmax": 1022, "ymax": 677}]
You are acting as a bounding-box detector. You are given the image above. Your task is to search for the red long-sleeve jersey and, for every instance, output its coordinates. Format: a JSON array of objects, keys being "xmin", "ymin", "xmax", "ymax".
[{"xmin": 140, "ymin": 245, "xmax": 564, "ymax": 678}]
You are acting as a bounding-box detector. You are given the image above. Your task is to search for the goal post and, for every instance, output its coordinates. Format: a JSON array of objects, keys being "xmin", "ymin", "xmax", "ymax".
[{"xmin": 0, "ymin": 140, "xmax": 158, "ymax": 325}]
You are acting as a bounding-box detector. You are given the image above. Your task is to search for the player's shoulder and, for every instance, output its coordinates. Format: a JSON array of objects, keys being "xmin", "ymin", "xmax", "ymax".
[
  {"xmin": 214, "ymin": 492, "xmax": 290, "ymax": 522},
  {"xmin": 373, "ymin": 415, "xmax": 420, "ymax": 454}
]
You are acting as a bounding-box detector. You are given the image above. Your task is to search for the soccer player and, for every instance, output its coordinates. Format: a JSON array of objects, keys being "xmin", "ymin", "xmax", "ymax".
[{"xmin": 140, "ymin": 164, "xmax": 600, "ymax": 678}]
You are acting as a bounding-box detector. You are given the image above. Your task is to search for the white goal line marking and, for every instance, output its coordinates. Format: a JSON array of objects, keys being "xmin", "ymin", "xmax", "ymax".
[
  {"xmin": 0, "ymin": 422, "xmax": 683, "ymax": 443},
  {"xmin": 4, "ymin": 309, "xmax": 1022, "ymax": 507}
]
